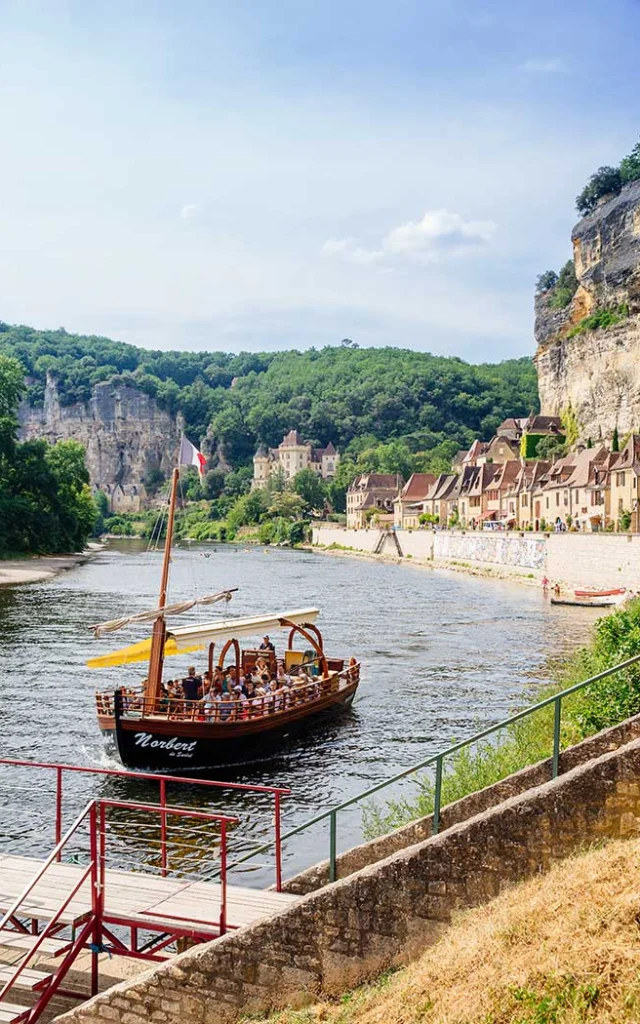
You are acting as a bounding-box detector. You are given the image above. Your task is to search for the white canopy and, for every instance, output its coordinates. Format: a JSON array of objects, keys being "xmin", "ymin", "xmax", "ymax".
[{"xmin": 166, "ymin": 607, "xmax": 320, "ymax": 652}]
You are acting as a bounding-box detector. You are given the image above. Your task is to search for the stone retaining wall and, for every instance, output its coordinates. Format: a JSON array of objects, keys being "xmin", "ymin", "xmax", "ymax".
[
  {"xmin": 312, "ymin": 525, "xmax": 640, "ymax": 589},
  {"xmin": 57, "ymin": 728, "xmax": 640, "ymax": 1024},
  {"xmin": 282, "ymin": 711, "xmax": 640, "ymax": 894}
]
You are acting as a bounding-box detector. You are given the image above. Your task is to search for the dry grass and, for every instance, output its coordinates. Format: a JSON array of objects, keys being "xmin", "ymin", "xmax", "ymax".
[{"xmin": 252, "ymin": 837, "xmax": 640, "ymax": 1024}]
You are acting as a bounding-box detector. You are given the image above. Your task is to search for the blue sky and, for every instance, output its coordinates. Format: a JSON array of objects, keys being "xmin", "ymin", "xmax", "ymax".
[{"xmin": 0, "ymin": 0, "xmax": 638, "ymax": 361}]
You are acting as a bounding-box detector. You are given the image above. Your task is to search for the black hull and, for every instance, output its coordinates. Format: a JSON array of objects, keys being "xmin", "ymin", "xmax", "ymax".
[{"xmin": 111, "ymin": 693, "xmax": 356, "ymax": 771}]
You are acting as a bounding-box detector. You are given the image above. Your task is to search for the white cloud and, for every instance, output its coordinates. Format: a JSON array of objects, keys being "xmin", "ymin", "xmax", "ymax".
[
  {"xmin": 321, "ymin": 209, "xmax": 496, "ymax": 267},
  {"xmin": 321, "ymin": 238, "xmax": 384, "ymax": 264},
  {"xmin": 521, "ymin": 58, "xmax": 569, "ymax": 73},
  {"xmin": 180, "ymin": 203, "xmax": 201, "ymax": 220},
  {"xmin": 383, "ymin": 209, "xmax": 495, "ymax": 258}
]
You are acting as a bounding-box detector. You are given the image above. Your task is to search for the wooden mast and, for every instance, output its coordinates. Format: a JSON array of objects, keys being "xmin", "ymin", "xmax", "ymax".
[{"xmin": 146, "ymin": 466, "xmax": 180, "ymax": 705}]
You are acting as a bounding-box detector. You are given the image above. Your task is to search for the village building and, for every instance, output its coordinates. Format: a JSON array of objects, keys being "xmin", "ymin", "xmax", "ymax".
[
  {"xmin": 346, "ymin": 473, "xmax": 404, "ymax": 529},
  {"xmin": 393, "ymin": 473, "xmax": 436, "ymax": 530},
  {"xmin": 422, "ymin": 473, "xmax": 459, "ymax": 525},
  {"xmin": 458, "ymin": 464, "xmax": 499, "ymax": 528},
  {"xmin": 609, "ymin": 434, "xmax": 640, "ymax": 531},
  {"xmin": 507, "ymin": 461, "xmax": 550, "ymax": 530},
  {"xmin": 482, "ymin": 460, "xmax": 521, "ymax": 525},
  {"xmin": 252, "ymin": 431, "xmax": 339, "ymax": 489},
  {"xmin": 564, "ymin": 446, "xmax": 610, "ymax": 532},
  {"xmin": 102, "ymin": 482, "xmax": 147, "ymax": 513}
]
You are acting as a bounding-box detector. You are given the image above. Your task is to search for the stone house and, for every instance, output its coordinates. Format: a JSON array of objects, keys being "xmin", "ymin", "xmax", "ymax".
[
  {"xmin": 459, "ymin": 464, "xmax": 498, "ymax": 528},
  {"xmin": 507, "ymin": 461, "xmax": 551, "ymax": 530},
  {"xmin": 393, "ymin": 473, "xmax": 436, "ymax": 529},
  {"xmin": 346, "ymin": 473, "xmax": 404, "ymax": 529},
  {"xmin": 252, "ymin": 431, "xmax": 339, "ymax": 489},
  {"xmin": 103, "ymin": 482, "xmax": 147, "ymax": 513},
  {"xmin": 483, "ymin": 460, "xmax": 521, "ymax": 524},
  {"xmin": 476, "ymin": 435, "xmax": 520, "ymax": 466},
  {"xmin": 564, "ymin": 446, "xmax": 610, "ymax": 532},
  {"xmin": 609, "ymin": 434, "xmax": 640, "ymax": 531},
  {"xmin": 423, "ymin": 473, "xmax": 459, "ymax": 525},
  {"xmin": 536, "ymin": 455, "xmax": 576, "ymax": 529}
]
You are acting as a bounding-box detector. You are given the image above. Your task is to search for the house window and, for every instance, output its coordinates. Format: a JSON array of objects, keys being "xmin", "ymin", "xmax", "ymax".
[
  {"xmin": 521, "ymin": 494, "xmax": 528, "ymax": 507},
  {"xmin": 546, "ymin": 497, "xmax": 549, "ymax": 509},
  {"xmin": 617, "ymin": 472, "xmax": 626, "ymax": 486},
  {"xmin": 593, "ymin": 490, "xmax": 603, "ymax": 505},
  {"xmin": 556, "ymin": 492, "xmax": 560, "ymax": 507},
  {"xmin": 563, "ymin": 491, "xmax": 568, "ymax": 507}
]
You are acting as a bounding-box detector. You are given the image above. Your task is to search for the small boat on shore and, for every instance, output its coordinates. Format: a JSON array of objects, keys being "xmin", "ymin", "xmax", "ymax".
[
  {"xmin": 574, "ymin": 587, "xmax": 626, "ymax": 599},
  {"xmin": 90, "ymin": 454, "xmax": 360, "ymax": 770},
  {"xmin": 551, "ymin": 595, "xmax": 620, "ymax": 608}
]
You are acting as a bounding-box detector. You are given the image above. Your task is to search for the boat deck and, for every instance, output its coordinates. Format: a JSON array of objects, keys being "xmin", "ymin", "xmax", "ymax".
[{"xmin": 0, "ymin": 854, "xmax": 297, "ymax": 938}]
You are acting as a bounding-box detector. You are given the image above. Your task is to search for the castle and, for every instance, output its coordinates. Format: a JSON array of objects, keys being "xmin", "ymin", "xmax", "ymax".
[{"xmin": 252, "ymin": 430, "xmax": 339, "ymax": 489}]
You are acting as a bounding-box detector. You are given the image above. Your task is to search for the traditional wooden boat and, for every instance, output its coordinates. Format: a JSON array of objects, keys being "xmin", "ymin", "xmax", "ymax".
[
  {"xmin": 90, "ymin": 464, "xmax": 360, "ymax": 770},
  {"xmin": 574, "ymin": 587, "xmax": 626, "ymax": 598}
]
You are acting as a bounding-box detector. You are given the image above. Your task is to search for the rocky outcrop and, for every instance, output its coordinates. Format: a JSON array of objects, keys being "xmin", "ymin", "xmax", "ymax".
[
  {"xmin": 535, "ymin": 179, "xmax": 640, "ymax": 440},
  {"xmin": 18, "ymin": 374, "xmax": 182, "ymax": 507}
]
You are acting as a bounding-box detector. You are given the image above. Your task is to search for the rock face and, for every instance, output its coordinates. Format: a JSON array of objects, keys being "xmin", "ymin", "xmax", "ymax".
[
  {"xmin": 534, "ymin": 179, "xmax": 640, "ymax": 440},
  {"xmin": 18, "ymin": 375, "xmax": 181, "ymax": 509}
]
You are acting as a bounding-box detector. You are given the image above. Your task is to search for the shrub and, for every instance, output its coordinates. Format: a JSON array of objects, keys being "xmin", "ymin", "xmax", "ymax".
[
  {"xmin": 576, "ymin": 165, "xmax": 622, "ymax": 216},
  {"xmin": 620, "ymin": 140, "xmax": 640, "ymax": 184},
  {"xmin": 547, "ymin": 260, "xmax": 578, "ymax": 309},
  {"xmin": 536, "ymin": 270, "xmax": 558, "ymax": 293},
  {"xmin": 567, "ymin": 304, "xmax": 629, "ymax": 338}
]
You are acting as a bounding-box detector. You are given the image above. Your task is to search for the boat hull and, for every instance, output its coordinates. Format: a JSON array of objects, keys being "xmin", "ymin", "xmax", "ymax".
[{"xmin": 107, "ymin": 683, "xmax": 358, "ymax": 770}]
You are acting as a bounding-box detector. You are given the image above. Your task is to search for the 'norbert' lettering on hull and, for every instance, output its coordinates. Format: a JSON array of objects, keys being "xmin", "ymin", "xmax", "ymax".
[{"xmin": 134, "ymin": 733, "xmax": 198, "ymax": 756}]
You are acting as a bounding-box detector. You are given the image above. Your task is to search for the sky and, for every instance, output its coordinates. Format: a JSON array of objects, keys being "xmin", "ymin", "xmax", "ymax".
[{"xmin": 0, "ymin": 0, "xmax": 639, "ymax": 362}]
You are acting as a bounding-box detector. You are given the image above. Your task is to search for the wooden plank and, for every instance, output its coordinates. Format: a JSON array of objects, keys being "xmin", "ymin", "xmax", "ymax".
[
  {"xmin": 0, "ymin": 935, "xmax": 67, "ymax": 956},
  {"xmin": 0, "ymin": 1003, "xmax": 29, "ymax": 1022},
  {"xmin": 0, "ymin": 965, "xmax": 50, "ymax": 988}
]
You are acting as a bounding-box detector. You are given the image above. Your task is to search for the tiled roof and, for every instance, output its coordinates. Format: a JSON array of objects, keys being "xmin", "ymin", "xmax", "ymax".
[{"xmin": 398, "ymin": 473, "xmax": 437, "ymax": 501}]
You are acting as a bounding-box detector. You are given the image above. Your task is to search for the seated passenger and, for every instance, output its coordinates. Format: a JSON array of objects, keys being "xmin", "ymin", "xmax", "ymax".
[
  {"xmin": 218, "ymin": 691, "xmax": 235, "ymax": 721},
  {"xmin": 259, "ymin": 634, "xmax": 275, "ymax": 654},
  {"xmin": 255, "ymin": 656, "xmax": 269, "ymax": 676}
]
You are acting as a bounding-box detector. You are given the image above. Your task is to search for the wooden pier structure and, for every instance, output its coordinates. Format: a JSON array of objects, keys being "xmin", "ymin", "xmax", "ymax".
[{"xmin": 0, "ymin": 760, "xmax": 295, "ymax": 1023}]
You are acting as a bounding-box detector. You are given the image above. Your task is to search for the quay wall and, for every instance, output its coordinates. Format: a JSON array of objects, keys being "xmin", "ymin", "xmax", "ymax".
[
  {"xmin": 312, "ymin": 525, "xmax": 640, "ymax": 589},
  {"xmin": 58, "ymin": 729, "xmax": 640, "ymax": 1024}
]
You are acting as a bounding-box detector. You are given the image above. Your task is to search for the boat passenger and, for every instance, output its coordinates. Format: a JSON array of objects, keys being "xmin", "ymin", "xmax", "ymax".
[
  {"xmin": 218, "ymin": 691, "xmax": 235, "ymax": 721},
  {"xmin": 259, "ymin": 635, "xmax": 275, "ymax": 654},
  {"xmin": 255, "ymin": 656, "xmax": 269, "ymax": 676},
  {"xmin": 182, "ymin": 666, "xmax": 202, "ymax": 703},
  {"xmin": 203, "ymin": 688, "xmax": 221, "ymax": 721},
  {"xmin": 347, "ymin": 657, "xmax": 359, "ymax": 682}
]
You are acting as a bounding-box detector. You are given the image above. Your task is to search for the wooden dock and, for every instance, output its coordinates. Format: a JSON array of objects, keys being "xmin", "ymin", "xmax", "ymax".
[{"xmin": 0, "ymin": 853, "xmax": 297, "ymax": 939}]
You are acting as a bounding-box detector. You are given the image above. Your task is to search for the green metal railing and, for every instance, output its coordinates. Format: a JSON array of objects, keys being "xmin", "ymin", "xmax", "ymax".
[{"xmin": 224, "ymin": 650, "xmax": 640, "ymax": 885}]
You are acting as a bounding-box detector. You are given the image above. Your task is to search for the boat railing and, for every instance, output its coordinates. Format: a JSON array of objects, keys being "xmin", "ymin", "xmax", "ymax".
[
  {"xmin": 96, "ymin": 665, "xmax": 360, "ymax": 725},
  {"xmin": 0, "ymin": 758, "xmax": 290, "ymax": 888}
]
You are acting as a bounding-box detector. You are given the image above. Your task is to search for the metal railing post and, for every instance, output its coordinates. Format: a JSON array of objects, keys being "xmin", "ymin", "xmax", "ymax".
[
  {"xmin": 219, "ymin": 820, "xmax": 227, "ymax": 936},
  {"xmin": 552, "ymin": 696, "xmax": 562, "ymax": 779},
  {"xmin": 432, "ymin": 756, "xmax": 443, "ymax": 836},
  {"xmin": 329, "ymin": 810, "xmax": 337, "ymax": 882},
  {"xmin": 89, "ymin": 802, "xmax": 100, "ymax": 997},
  {"xmin": 55, "ymin": 767, "xmax": 63, "ymax": 861},
  {"xmin": 274, "ymin": 792, "xmax": 282, "ymax": 892},
  {"xmin": 159, "ymin": 778, "xmax": 167, "ymax": 877}
]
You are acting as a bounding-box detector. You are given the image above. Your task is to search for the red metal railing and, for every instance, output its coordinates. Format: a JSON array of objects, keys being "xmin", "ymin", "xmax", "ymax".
[
  {"xmin": 0, "ymin": 794, "xmax": 239, "ymax": 1021},
  {"xmin": 0, "ymin": 758, "xmax": 289, "ymax": 890}
]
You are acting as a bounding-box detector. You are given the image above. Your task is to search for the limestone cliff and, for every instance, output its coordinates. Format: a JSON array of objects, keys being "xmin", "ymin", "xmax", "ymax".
[
  {"xmin": 534, "ymin": 178, "xmax": 640, "ymax": 440},
  {"xmin": 18, "ymin": 374, "xmax": 182, "ymax": 506}
]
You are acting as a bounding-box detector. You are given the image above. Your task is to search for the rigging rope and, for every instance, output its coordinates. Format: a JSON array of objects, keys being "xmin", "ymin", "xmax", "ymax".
[{"xmin": 90, "ymin": 588, "xmax": 237, "ymax": 638}]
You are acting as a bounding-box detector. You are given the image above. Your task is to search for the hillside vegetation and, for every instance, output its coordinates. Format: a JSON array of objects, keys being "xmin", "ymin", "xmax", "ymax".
[
  {"xmin": 253, "ymin": 836, "xmax": 640, "ymax": 1024},
  {"xmin": 0, "ymin": 323, "xmax": 539, "ymax": 480}
]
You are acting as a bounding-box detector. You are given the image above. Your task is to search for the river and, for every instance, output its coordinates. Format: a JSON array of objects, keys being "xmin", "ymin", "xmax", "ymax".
[{"xmin": 0, "ymin": 541, "xmax": 602, "ymax": 884}]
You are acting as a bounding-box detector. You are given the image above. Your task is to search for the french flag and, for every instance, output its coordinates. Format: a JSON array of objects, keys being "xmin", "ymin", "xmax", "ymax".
[{"xmin": 179, "ymin": 436, "xmax": 207, "ymax": 479}]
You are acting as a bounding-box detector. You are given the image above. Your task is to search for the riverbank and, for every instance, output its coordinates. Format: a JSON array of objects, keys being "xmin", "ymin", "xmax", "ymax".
[
  {"xmin": 0, "ymin": 543, "xmax": 104, "ymax": 587},
  {"xmin": 312, "ymin": 525, "xmax": 640, "ymax": 592}
]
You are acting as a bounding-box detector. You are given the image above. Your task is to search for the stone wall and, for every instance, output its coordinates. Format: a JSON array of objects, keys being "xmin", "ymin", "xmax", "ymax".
[
  {"xmin": 282, "ymin": 710, "xmax": 640, "ymax": 895},
  {"xmin": 57, "ymin": 729, "xmax": 640, "ymax": 1024},
  {"xmin": 311, "ymin": 526, "xmax": 640, "ymax": 589}
]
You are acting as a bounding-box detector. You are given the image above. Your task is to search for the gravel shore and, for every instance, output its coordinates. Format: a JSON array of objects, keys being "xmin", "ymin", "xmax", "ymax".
[{"xmin": 0, "ymin": 543, "xmax": 104, "ymax": 587}]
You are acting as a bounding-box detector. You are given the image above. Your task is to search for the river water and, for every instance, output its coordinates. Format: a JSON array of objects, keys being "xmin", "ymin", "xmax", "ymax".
[{"xmin": 0, "ymin": 541, "xmax": 602, "ymax": 884}]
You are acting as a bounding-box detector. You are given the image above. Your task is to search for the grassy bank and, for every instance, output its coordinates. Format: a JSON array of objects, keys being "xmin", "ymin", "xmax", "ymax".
[
  {"xmin": 364, "ymin": 598, "xmax": 640, "ymax": 837},
  {"xmin": 249, "ymin": 836, "xmax": 640, "ymax": 1024}
]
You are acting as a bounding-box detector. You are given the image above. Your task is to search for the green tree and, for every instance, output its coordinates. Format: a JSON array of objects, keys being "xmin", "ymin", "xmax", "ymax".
[
  {"xmin": 536, "ymin": 270, "xmax": 558, "ymax": 293},
  {"xmin": 576, "ymin": 166, "xmax": 622, "ymax": 216},
  {"xmin": 0, "ymin": 354, "xmax": 25, "ymax": 457},
  {"xmin": 620, "ymin": 140, "xmax": 640, "ymax": 184},
  {"xmin": 612, "ymin": 426, "xmax": 620, "ymax": 452},
  {"xmin": 292, "ymin": 468, "xmax": 327, "ymax": 510},
  {"xmin": 268, "ymin": 491, "xmax": 307, "ymax": 519}
]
